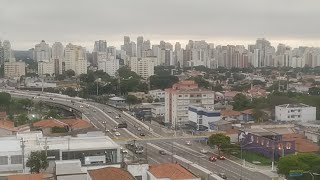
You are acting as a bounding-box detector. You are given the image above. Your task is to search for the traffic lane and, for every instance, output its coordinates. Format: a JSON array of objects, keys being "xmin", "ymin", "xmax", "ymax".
[
  {"xmin": 178, "ymin": 141, "xmax": 271, "ymax": 180},
  {"xmin": 146, "ymin": 144, "xmax": 225, "ymax": 180}
]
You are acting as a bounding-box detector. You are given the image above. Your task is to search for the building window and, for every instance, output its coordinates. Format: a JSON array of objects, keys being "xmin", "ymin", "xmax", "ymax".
[
  {"xmin": 261, "ymin": 140, "xmax": 264, "ymax": 146},
  {"xmin": 11, "ymin": 155, "xmax": 22, "ymax": 164},
  {"xmin": 198, "ymin": 115, "xmax": 203, "ymax": 118},
  {"xmin": 286, "ymin": 143, "xmax": 291, "ymax": 150},
  {"xmin": 278, "ymin": 143, "xmax": 283, "ymax": 150},
  {"xmin": 178, "ymin": 95, "xmax": 182, "ymax": 97},
  {"xmin": 0, "ymin": 156, "xmax": 8, "ymax": 165},
  {"xmin": 256, "ymin": 137, "xmax": 259, "ymax": 144},
  {"xmin": 202, "ymin": 94, "xmax": 207, "ymax": 97},
  {"xmin": 184, "ymin": 94, "xmax": 188, "ymax": 97},
  {"xmin": 251, "ymin": 135, "xmax": 254, "ymax": 142},
  {"xmin": 287, "ymin": 116, "xmax": 290, "ymax": 118},
  {"xmin": 190, "ymin": 95, "xmax": 194, "ymax": 97},
  {"xmin": 198, "ymin": 119, "xmax": 203, "ymax": 125}
]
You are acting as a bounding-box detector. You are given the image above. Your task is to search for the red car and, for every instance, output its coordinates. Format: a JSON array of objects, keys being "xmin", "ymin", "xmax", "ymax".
[
  {"xmin": 209, "ymin": 156, "xmax": 217, "ymax": 162},
  {"xmin": 217, "ymin": 155, "xmax": 226, "ymax": 160}
]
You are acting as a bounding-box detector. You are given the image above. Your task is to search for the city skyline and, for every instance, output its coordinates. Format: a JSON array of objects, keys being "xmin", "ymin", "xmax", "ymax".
[{"xmin": 1, "ymin": 0, "xmax": 320, "ymax": 50}]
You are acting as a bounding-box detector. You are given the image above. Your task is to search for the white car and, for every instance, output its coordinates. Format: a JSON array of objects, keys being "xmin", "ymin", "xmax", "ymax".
[
  {"xmin": 115, "ymin": 116, "xmax": 119, "ymax": 119},
  {"xmin": 200, "ymin": 149, "xmax": 208, "ymax": 154},
  {"xmin": 121, "ymin": 148, "xmax": 128, "ymax": 153},
  {"xmin": 105, "ymin": 129, "xmax": 110, "ymax": 132},
  {"xmin": 186, "ymin": 141, "xmax": 191, "ymax": 146},
  {"xmin": 137, "ymin": 127, "xmax": 141, "ymax": 131},
  {"xmin": 112, "ymin": 129, "xmax": 117, "ymax": 132},
  {"xmin": 115, "ymin": 132, "xmax": 121, "ymax": 136},
  {"xmin": 79, "ymin": 105, "xmax": 83, "ymax": 108}
]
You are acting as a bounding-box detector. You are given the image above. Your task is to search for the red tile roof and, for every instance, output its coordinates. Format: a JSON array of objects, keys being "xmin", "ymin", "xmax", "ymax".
[
  {"xmin": 8, "ymin": 173, "xmax": 43, "ymax": 180},
  {"xmin": 33, "ymin": 119, "xmax": 68, "ymax": 128},
  {"xmin": 225, "ymin": 129, "xmax": 240, "ymax": 135},
  {"xmin": 149, "ymin": 163, "xmax": 198, "ymax": 180},
  {"xmin": 61, "ymin": 119, "xmax": 93, "ymax": 129},
  {"xmin": 88, "ymin": 167, "xmax": 136, "ymax": 180},
  {"xmin": 241, "ymin": 109, "xmax": 253, "ymax": 115},
  {"xmin": 221, "ymin": 109, "xmax": 241, "ymax": 117},
  {"xmin": 0, "ymin": 119, "xmax": 14, "ymax": 128},
  {"xmin": 0, "ymin": 111, "xmax": 7, "ymax": 120},
  {"xmin": 282, "ymin": 134, "xmax": 319, "ymax": 153}
]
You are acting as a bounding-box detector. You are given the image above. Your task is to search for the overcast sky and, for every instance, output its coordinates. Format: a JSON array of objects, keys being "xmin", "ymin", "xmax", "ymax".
[{"xmin": 1, "ymin": 0, "xmax": 320, "ymax": 50}]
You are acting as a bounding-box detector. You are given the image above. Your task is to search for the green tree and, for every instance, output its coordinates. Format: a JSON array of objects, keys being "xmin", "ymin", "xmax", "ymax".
[
  {"xmin": 56, "ymin": 74, "xmax": 66, "ymax": 81},
  {"xmin": 26, "ymin": 151, "xmax": 49, "ymax": 173},
  {"xmin": 277, "ymin": 153, "xmax": 320, "ymax": 177},
  {"xmin": 17, "ymin": 98, "xmax": 33, "ymax": 109},
  {"xmin": 147, "ymin": 96, "xmax": 153, "ymax": 103},
  {"xmin": 208, "ymin": 133, "xmax": 231, "ymax": 155},
  {"xmin": 309, "ymin": 87, "xmax": 320, "ymax": 95},
  {"xmin": 189, "ymin": 76, "xmax": 209, "ymax": 89},
  {"xmin": 16, "ymin": 113, "xmax": 29, "ymax": 126},
  {"xmin": 252, "ymin": 109, "xmax": 268, "ymax": 122},
  {"xmin": 232, "ymin": 93, "xmax": 251, "ymax": 111},
  {"xmin": 212, "ymin": 84, "xmax": 223, "ymax": 92},
  {"xmin": 64, "ymin": 69, "xmax": 75, "ymax": 78},
  {"xmin": 45, "ymin": 109, "xmax": 60, "ymax": 119},
  {"xmin": 117, "ymin": 66, "xmax": 140, "ymax": 79},
  {"xmin": 126, "ymin": 95, "xmax": 139, "ymax": 105},
  {"xmin": 150, "ymin": 75, "xmax": 179, "ymax": 90},
  {"xmin": 63, "ymin": 87, "xmax": 77, "ymax": 97},
  {"xmin": 0, "ymin": 92, "xmax": 11, "ymax": 108}
]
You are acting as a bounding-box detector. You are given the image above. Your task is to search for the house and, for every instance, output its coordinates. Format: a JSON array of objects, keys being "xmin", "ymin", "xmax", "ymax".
[
  {"xmin": 88, "ymin": 167, "xmax": 136, "ymax": 180},
  {"xmin": 209, "ymin": 120, "xmax": 233, "ymax": 131},
  {"xmin": 148, "ymin": 89, "xmax": 165, "ymax": 102},
  {"xmin": 188, "ymin": 105, "xmax": 221, "ymax": 131},
  {"xmin": 305, "ymin": 130, "xmax": 320, "ymax": 144},
  {"xmin": 33, "ymin": 119, "xmax": 92, "ymax": 134},
  {"xmin": 147, "ymin": 163, "xmax": 200, "ymax": 180},
  {"xmin": 0, "ymin": 118, "xmax": 16, "ymax": 136},
  {"xmin": 8, "ymin": 173, "xmax": 44, "ymax": 180},
  {"xmin": 224, "ymin": 91, "xmax": 240, "ymax": 101},
  {"xmin": 221, "ymin": 109, "xmax": 241, "ymax": 120},
  {"xmin": 108, "ymin": 96, "xmax": 126, "ymax": 108},
  {"xmin": 239, "ymin": 109, "xmax": 254, "ymax": 121},
  {"xmin": 275, "ymin": 103, "xmax": 316, "ymax": 122}
]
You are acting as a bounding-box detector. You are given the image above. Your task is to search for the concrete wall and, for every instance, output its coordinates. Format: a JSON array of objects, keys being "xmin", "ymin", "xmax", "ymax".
[{"xmin": 127, "ymin": 163, "xmax": 149, "ymax": 180}]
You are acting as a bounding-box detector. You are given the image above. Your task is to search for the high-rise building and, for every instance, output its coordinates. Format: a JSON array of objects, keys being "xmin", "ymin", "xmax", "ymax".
[
  {"xmin": 64, "ymin": 43, "xmax": 87, "ymax": 75},
  {"xmin": 38, "ymin": 61, "xmax": 55, "ymax": 76},
  {"xmin": 94, "ymin": 40, "xmax": 107, "ymax": 52},
  {"xmin": 107, "ymin": 46, "xmax": 116, "ymax": 57},
  {"xmin": 97, "ymin": 52, "xmax": 119, "ymax": 77},
  {"xmin": 3, "ymin": 40, "xmax": 14, "ymax": 62},
  {"xmin": 0, "ymin": 41, "xmax": 4, "ymax": 65},
  {"xmin": 143, "ymin": 40, "xmax": 151, "ymax": 51},
  {"xmin": 165, "ymin": 80, "xmax": 215, "ymax": 128},
  {"xmin": 34, "ymin": 40, "xmax": 51, "ymax": 62},
  {"xmin": 52, "ymin": 42, "xmax": 64, "ymax": 74},
  {"xmin": 4, "ymin": 61, "xmax": 26, "ymax": 78},
  {"xmin": 137, "ymin": 36, "xmax": 143, "ymax": 58},
  {"xmin": 130, "ymin": 57, "xmax": 156, "ymax": 79}
]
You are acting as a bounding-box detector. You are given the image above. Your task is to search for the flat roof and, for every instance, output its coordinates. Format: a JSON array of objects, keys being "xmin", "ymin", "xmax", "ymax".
[
  {"xmin": 109, "ymin": 97, "xmax": 125, "ymax": 101},
  {"xmin": 277, "ymin": 103, "xmax": 313, "ymax": 108}
]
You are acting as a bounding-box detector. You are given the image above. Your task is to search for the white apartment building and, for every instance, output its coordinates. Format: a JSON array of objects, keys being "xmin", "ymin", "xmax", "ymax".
[
  {"xmin": 165, "ymin": 81, "xmax": 215, "ymax": 127},
  {"xmin": 52, "ymin": 42, "xmax": 64, "ymax": 74},
  {"xmin": 188, "ymin": 105, "xmax": 221, "ymax": 131},
  {"xmin": 64, "ymin": 43, "xmax": 87, "ymax": 75},
  {"xmin": 148, "ymin": 89, "xmax": 165, "ymax": 102},
  {"xmin": 38, "ymin": 61, "xmax": 55, "ymax": 76},
  {"xmin": 130, "ymin": 57, "xmax": 156, "ymax": 79},
  {"xmin": 275, "ymin": 103, "xmax": 316, "ymax": 122},
  {"xmin": 2, "ymin": 40, "xmax": 14, "ymax": 62},
  {"xmin": 4, "ymin": 61, "xmax": 25, "ymax": 78},
  {"xmin": 34, "ymin": 40, "xmax": 51, "ymax": 62},
  {"xmin": 97, "ymin": 52, "xmax": 119, "ymax": 77}
]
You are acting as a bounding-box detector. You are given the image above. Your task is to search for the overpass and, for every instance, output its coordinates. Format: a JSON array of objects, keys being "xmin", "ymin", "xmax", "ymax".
[{"xmin": 114, "ymin": 135, "xmax": 208, "ymax": 145}]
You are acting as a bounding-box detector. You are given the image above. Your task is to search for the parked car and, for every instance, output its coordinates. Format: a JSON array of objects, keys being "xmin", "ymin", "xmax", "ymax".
[
  {"xmin": 218, "ymin": 173, "xmax": 227, "ymax": 179},
  {"xmin": 140, "ymin": 132, "xmax": 145, "ymax": 136},
  {"xmin": 137, "ymin": 127, "xmax": 141, "ymax": 131},
  {"xmin": 186, "ymin": 141, "xmax": 191, "ymax": 145},
  {"xmin": 200, "ymin": 149, "xmax": 208, "ymax": 154},
  {"xmin": 115, "ymin": 116, "xmax": 119, "ymax": 119},
  {"xmin": 209, "ymin": 156, "xmax": 217, "ymax": 162},
  {"xmin": 121, "ymin": 148, "xmax": 128, "ymax": 153},
  {"xmin": 115, "ymin": 132, "xmax": 121, "ymax": 136},
  {"xmin": 105, "ymin": 129, "xmax": 110, "ymax": 132},
  {"xmin": 159, "ymin": 150, "xmax": 166, "ymax": 155},
  {"xmin": 217, "ymin": 155, "xmax": 226, "ymax": 160}
]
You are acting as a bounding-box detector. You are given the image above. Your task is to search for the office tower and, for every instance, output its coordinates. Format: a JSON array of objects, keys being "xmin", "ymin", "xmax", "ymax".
[
  {"xmin": 130, "ymin": 57, "xmax": 156, "ymax": 79},
  {"xmin": 3, "ymin": 40, "xmax": 14, "ymax": 62},
  {"xmin": 51, "ymin": 42, "xmax": 64, "ymax": 74},
  {"xmin": 94, "ymin": 40, "xmax": 107, "ymax": 52},
  {"xmin": 152, "ymin": 45, "xmax": 161, "ymax": 66},
  {"xmin": 160, "ymin": 41, "xmax": 166, "ymax": 49},
  {"xmin": 130, "ymin": 42, "xmax": 136, "ymax": 57},
  {"xmin": 97, "ymin": 52, "xmax": 119, "ymax": 77},
  {"xmin": 255, "ymin": 38, "xmax": 271, "ymax": 67},
  {"xmin": 107, "ymin": 46, "xmax": 117, "ymax": 57},
  {"xmin": 165, "ymin": 42, "xmax": 173, "ymax": 51},
  {"xmin": 34, "ymin": 40, "xmax": 51, "ymax": 62},
  {"xmin": 175, "ymin": 42, "xmax": 181, "ymax": 52},
  {"xmin": 137, "ymin": 36, "xmax": 143, "ymax": 58},
  {"xmin": 165, "ymin": 80, "xmax": 215, "ymax": 128},
  {"xmin": 64, "ymin": 43, "xmax": 87, "ymax": 75},
  {"xmin": 143, "ymin": 40, "xmax": 151, "ymax": 51},
  {"xmin": 38, "ymin": 61, "xmax": 55, "ymax": 76}
]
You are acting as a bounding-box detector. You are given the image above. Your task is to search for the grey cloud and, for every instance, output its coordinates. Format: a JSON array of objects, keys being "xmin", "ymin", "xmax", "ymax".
[{"xmin": 1, "ymin": 0, "xmax": 320, "ymax": 50}]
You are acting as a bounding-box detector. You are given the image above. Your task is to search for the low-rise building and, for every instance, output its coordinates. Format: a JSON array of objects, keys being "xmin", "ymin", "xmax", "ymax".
[
  {"xmin": 0, "ymin": 131, "xmax": 121, "ymax": 173},
  {"xmin": 151, "ymin": 103, "xmax": 165, "ymax": 117},
  {"xmin": 275, "ymin": 103, "xmax": 316, "ymax": 122},
  {"xmin": 188, "ymin": 105, "xmax": 221, "ymax": 131},
  {"xmin": 148, "ymin": 89, "xmax": 165, "ymax": 102}
]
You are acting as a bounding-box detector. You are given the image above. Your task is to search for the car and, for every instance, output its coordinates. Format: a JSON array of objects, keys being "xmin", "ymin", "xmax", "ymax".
[
  {"xmin": 79, "ymin": 105, "xmax": 83, "ymax": 108},
  {"xmin": 218, "ymin": 173, "xmax": 227, "ymax": 179},
  {"xmin": 49, "ymin": 97, "xmax": 54, "ymax": 100},
  {"xmin": 115, "ymin": 116, "xmax": 119, "ymax": 119},
  {"xmin": 121, "ymin": 148, "xmax": 128, "ymax": 153},
  {"xmin": 115, "ymin": 132, "xmax": 121, "ymax": 136},
  {"xmin": 140, "ymin": 133, "xmax": 145, "ymax": 136},
  {"xmin": 159, "ymin": 150, "xmax": 166, "ymax": 155},
  {"xmin": 105, "ymin": 129, "xmax": 110, "ymax": 132},
  {"xmin": 137, "ymin": 127, "xmax": 141, "ymax": 131},
  {"xmin": 209, "ymin": 156, "xmax": 217, "ymax": 162},
  {"xmin": 108, "ymin": 111, "xmax": 112, "ymax": 113},
  {"xmin": 217, "ymin": 155, "xmax": 226, "ymax": 160},
  {"xmin": 112, "ymin": 129, "xmax": 117, "ymax": 132},
  {"xmin": 93, "ymin": 109, "xmax": 96, "ymax": 112},
  {"xmin": 200, "ymin": 149, "xmax": 208, "ymax": 154},
  {"xmin": 86, "ymin": 105, "xmax": 89, "ymax": 108},
  {"xmin": 186, "ymin": 141, "xmax": 191, "ymax": 146}
]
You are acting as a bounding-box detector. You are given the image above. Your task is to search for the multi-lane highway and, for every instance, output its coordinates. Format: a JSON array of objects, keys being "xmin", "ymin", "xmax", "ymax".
[{"xmin": 1, "ymin": 89, "xmax": 275, "ymax": 180}]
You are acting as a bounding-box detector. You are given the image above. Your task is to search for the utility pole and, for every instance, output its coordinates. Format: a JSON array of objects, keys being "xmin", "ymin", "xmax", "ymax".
[
  {"xmin": 44, "ymin": 137, "xmax": 48, "ymax": 156},
  {"xmin": 20, "ymin": 138, "xmax": 26, "ymax": 172}
]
